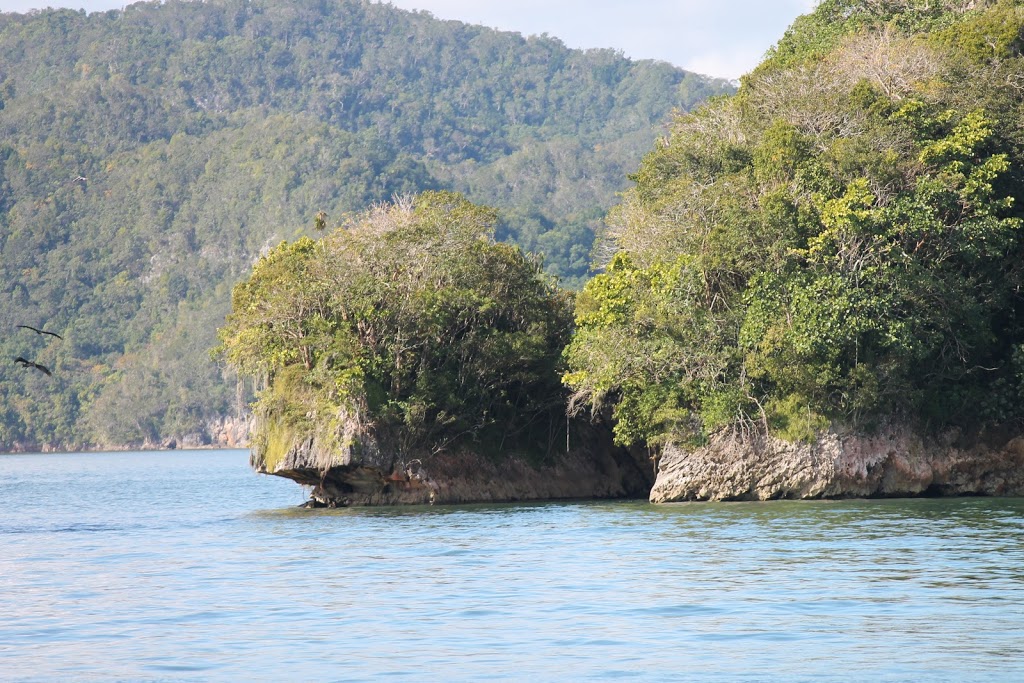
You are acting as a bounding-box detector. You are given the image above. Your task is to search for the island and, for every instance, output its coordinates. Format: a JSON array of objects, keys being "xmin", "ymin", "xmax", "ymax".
[{"xmin": 221, "ymin": 0, "xmax": 1024, "ymax": 505}]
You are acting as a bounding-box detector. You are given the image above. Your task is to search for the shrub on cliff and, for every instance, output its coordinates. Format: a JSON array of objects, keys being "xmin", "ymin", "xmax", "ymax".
[
  {"xmin": 217, "ymin": 191, "xmax": 574, "ymax": 457},
  {"xmin": 565, "ymin": 0, "xmax": 1024, "ymax": 446}
]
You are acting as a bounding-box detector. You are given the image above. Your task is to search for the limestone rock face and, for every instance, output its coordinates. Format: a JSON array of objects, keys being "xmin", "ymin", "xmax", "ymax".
[
  {"xmin": 650, "ymin": 425, "xmax": 1024, "ymax": 502},
  {"xmin": 206, "ymin": 416, "xmax": 252, "ymax": 449},
  {"xmin": 251, "ymin": 418, "xmax": 653, "ymax": 506}
]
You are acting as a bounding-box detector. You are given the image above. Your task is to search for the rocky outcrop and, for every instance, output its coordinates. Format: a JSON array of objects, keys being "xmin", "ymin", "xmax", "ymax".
[
  {"xmin": 204, "ymin": 416, "xmax": 252, "ymax": 449},
  {"xmin": 251, "ymin": 417, "xmax": 653, "ymax": 506},
  {"xmin": 650, "ymin": 423, "xmax": 1024, "ymax": 502}
]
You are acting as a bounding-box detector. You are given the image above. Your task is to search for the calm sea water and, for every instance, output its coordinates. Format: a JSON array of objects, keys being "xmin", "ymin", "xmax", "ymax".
[{"xmin": 0, "ymin": 449, "xmax": 1022, "ymax": 682}]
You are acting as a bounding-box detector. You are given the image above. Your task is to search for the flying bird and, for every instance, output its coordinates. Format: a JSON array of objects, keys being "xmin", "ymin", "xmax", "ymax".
[
  {"xmin": 14, "ymin": 357, "xmax": 52, "ymax": 376},
  {"xmin": 16, "ymin": 325, "xmax": 62, "ymax": 340}
]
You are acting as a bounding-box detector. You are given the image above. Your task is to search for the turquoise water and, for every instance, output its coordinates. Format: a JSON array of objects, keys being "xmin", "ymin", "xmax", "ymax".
[{"xmin": 1, "ymin": 450, "xmax": 1022, "ymax": 682}]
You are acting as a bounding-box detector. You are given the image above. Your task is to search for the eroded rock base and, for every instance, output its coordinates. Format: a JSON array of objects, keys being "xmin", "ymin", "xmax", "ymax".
[
  {"xmin": 651, "ymin": 424, "xmax": 1024, "ymax": 502},
  {"xmin": 252, "ymin": 421, "xmax": 653, "ymax": 506}
]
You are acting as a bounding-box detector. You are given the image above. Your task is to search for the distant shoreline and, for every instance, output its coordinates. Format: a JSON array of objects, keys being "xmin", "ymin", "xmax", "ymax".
[{"xmin": 0, "ymin": 445, "xmax": 249, "ymax": 457}]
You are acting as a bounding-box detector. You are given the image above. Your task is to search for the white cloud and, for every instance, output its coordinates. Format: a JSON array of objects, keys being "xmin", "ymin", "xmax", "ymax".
[{"xmin": 685, "ymin": 49, "xmax": 766, "ymax": 83}]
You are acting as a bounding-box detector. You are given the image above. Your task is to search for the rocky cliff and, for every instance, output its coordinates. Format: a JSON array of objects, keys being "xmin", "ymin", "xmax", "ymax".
[
  {"xmin": 650, "ymin": 424, "xmax": 1024, "ymax": 502},
  {"xmin": 251, "ymin": 416, "xmax": 653, "ymax": 506}
]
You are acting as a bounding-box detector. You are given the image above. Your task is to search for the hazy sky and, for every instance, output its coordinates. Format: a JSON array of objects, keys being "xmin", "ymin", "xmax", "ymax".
[{"xmin": 0, "ymin": 0, "xmax": 818, "ymax": 79}]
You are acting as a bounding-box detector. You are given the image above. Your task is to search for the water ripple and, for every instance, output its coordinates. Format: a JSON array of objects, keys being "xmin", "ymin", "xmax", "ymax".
[{"xmin": 0, "ymin": 451, "xmax": 1023, "ymax": 681}]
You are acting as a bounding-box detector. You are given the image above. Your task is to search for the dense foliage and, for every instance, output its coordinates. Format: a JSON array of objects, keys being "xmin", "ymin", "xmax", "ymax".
[
  {"xmin": 0, "ymin": 0, "xmax": 730, "ymax": 451},
  {"xmin": 217, "ymin": 192, "xmax": 573, "ymax": 457},
  {"xmin": 565, "ymin": 0, "xmax": 1024, "ymax": 446}
]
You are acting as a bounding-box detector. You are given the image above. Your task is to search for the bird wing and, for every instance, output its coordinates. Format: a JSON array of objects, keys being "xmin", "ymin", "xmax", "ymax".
[
  {"xmin": 16, "ymin": 324, "xmax": 62, "ymax": 339},
  {"xmin": 14, "ymin": 356, "xmax": 30, "ymax": 366},
  {"xmin": 33, "ymin": 362, "xmax": 53, "ymax": 376}
]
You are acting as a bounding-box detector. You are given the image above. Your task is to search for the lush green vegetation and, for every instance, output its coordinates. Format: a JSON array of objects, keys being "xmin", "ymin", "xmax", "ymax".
[
  {"xmin": 0, "ymin": 0, "xmax": 730, "ymax": 451},
  {"xmin": 565, "ymin": 0, "xmax": 1024, "ymax": 446},
  {"xmin": 217, "ymin": 191, "xmax": 573, "ymax": 459}
]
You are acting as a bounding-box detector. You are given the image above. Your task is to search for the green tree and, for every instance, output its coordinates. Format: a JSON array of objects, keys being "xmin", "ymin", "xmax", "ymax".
[
  {"xmin": 218, "ymin": 192, "xmax": 574, "ymax": 459},
  {"xmin": 566, "ymin": 0, "xmax": 1024, "ymax": 447}
]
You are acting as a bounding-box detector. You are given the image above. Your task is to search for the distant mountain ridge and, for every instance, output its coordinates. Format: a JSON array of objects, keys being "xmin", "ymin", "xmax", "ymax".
[{"xmin": 0, "ymin": 0, "xmax": 732, "ymax": 451}]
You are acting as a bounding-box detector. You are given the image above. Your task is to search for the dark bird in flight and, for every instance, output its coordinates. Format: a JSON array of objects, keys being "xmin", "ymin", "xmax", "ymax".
[
  {"xmin": 14, "ymin": 357, "xmax": 52, "ymax": 376},
  {"xmin": 16, "ymin": 325, "xmax": 62, "ymax": 340}
]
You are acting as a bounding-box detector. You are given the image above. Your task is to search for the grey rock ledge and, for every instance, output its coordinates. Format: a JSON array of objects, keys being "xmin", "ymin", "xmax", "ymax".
[{"xmin": 650, "ymin": 424, "xmax": 1024, "ymax": 502}]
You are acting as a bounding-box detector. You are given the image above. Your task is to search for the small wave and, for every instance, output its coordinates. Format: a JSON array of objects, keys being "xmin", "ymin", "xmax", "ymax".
[
  {"xmin": 0, "ymin": 522, "xmax": 134, "ymax": 535},
  {"xmin": 626, "ymin": 603, "xmax": 727, "ymax": 617}
]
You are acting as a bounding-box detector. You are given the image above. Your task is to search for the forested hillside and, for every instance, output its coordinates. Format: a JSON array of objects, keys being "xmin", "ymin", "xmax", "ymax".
[
  {"xmin": 566, "ymin": 0, "xmax": 1024, "ymax": 447},
  {"xmin": 0, "ymin": 0, "xmax": 731, "ymax": 452}
]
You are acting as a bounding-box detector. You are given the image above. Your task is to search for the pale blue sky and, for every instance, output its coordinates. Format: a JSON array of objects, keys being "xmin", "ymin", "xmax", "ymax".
[{"xmin": 0, "ymin": 0, "xmax": 817, "ymax": 79}]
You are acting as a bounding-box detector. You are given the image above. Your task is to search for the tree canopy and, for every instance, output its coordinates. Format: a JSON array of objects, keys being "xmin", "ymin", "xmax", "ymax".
[
  {"xmin": 565, "ymin": 0, "xmax": 1024, "ymax": 446},
  {"xmin": 217, "ymin": 191, "xmax": 574, "ymax": 462}
]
